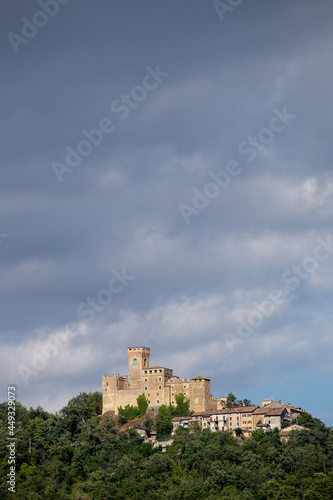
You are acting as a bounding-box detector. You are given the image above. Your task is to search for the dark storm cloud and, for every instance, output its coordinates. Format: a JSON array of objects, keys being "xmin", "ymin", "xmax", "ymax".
[{"xmin": 1, "ymin": 0, "xmax": 333, "ymax": 423}]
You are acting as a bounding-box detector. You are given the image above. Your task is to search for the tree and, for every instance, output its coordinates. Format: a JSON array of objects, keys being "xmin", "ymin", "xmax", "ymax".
[
  {"xmin": 137, "ymin": 393, "xmax": 149, "ymax": 416},
  {"xmin": 174, "ymin": 393, "xmax": 191, "ymax": 417},
  {"xmin": 58, "ymin": 392, "xmax": 102, "ymax": 437},
  {"xmin": 155, "ymin": 413, "xmax": 173, "ymax": 440},
  {"xmin": 292, "ymin": 411, "xmax": 325, "ymax": 430},
  {"xmin": 226, "ymin": 393, "xmax": 238, "ymax": 408}
]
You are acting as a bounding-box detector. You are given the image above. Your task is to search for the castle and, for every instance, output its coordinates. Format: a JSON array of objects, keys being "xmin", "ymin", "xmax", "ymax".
[{"xmin": 102, "ymin": 347, "xmax": 218, "ymax": 415}]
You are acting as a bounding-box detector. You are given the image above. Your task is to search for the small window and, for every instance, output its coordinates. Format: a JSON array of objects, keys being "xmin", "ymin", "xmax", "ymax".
[
  {"xmin": 144, "ymin": 359, "xmax": 147, "ymax": 367},
  {"xmin": 159, "ymin": 378, "xmax": 161, "ymax": 381},
  {"xmin": 159, "ymin": 386, "xmax": 161, "ymax": 389},
  {"xmin": 157, "ymin": 393, "xmax": 159, "ymax": 396},
  {"xmin": 149, "ymin": 370, "xmax": 152, "ymax": 374},
  {"xmin": 145, "ymin": 387, "xmax": 147, "ymax": 390},
  {"xmin": 148, "ymin": 400, "xmax": 150, "ymax": 404},
  {"xmin": 148, "ymin": 393, "xmax": 150, "ymax": 397},
  {"xmin": 159, "ymin": 370, "xmax": 162, "ymax": 373},
  {"xmin": 144, "ymin": 370, "xmax": 147, "ymax": 374},
  {"xmin": 157, "ymin": 400, "xmax": 159, "ymax": 404},
  {"xmin": 154, "ymin": 370, "xmax": 157, "ymax": 373},
  {"xmin": 133, "ymin": 358, "xmax": 137, "ymax": 366},
  {"xmin": 106, "ymin": 382, "xmax": 108, "ymax": 386},
  {"xmin": 145, "ymin": 379, "xmax": 147, "ymax": 382}
]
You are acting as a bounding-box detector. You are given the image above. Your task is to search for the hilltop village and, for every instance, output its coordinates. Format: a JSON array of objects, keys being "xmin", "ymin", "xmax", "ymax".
[{"xmin": 102, "ymin": 347, "xmax": 304, "ymax": 437}]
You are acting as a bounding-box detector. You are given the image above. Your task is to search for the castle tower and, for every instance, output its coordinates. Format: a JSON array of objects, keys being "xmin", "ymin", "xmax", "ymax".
[{"xmin": 127, "ymin": 346, "xmax": 150, "ymax": 388}]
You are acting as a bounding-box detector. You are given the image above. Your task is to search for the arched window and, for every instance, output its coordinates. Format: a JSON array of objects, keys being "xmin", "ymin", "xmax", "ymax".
[
  {"xmin": 133, "ymin": 358, "xmax": 137, "ymax": 366},
  {"xmin": 144, "ymin": 359, "xmax": 147, "ymax": 367}
]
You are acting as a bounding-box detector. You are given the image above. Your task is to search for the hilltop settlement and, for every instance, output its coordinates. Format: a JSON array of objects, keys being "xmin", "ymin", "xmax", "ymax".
[{"xmin": 102, "ymin": 346, "xmax": 305, "ymax": 439}]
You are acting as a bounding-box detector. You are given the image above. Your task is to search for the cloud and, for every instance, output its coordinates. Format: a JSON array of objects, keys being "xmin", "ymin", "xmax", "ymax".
[{"xmin": 1, "ymin": 0, "xmax": 333, "ymax": 424}]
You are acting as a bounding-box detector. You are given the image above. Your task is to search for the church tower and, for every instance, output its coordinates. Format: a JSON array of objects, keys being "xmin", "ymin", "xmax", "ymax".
[{"xmin": 127, "ymin": 346, "xmax": 150, "ymax": 388}]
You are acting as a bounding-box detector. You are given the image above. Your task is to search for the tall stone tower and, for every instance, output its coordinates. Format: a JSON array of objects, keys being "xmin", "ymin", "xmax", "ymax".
[{"xmin": 127, "ymin": 346, "xmax": 150, "ymax": 388}]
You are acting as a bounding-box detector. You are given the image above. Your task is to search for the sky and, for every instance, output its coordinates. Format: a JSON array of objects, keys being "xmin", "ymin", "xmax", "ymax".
[{"xmin": 1, "ymin": 0, "xmax": 333, "ymax": 425}]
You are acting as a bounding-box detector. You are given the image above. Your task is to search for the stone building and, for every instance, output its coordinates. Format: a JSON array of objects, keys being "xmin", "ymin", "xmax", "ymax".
[{"xmin": 102, "ymin": 346, "xmax": 217, "ymax": 415}]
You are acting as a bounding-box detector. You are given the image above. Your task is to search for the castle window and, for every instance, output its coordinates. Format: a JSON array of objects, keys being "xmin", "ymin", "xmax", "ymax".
[
  {"xmin": 148, "ymin": 393, "xmax": 150, "ymax": 397},
  {"xmin": 144, "ymin": 371, "xmax": 147, "ymax": 374},
  {"xmin": 157, "ymin": 393, "xmax": 159, "ymax": 396},
  {"xmin": 159, "ymin": 370, "xmax": 162, "ymax": 373},
  {"xmin": 159, "ymin": 378, "xmax": 161, "ymax": 381},
  {"xmin": 106, "ymin": 382, "xmax": 108, "ymax": 386},
  {"xmin": 149, "ymin": 370, "xmax": 152, "ymax": 374},
  {"xmin": 157, "ymin": 400, "xmax": 159, "ymax": 404},
  {"xmin": 148, "ymin": 400, "xmax": 150, "ymax": 404},
  {"xmin": 159, "ymin": 386, "xmax": 161, "ymax": 389},
  {"xmin": 145, "ymin": 387, "xmax": 147, "ymax": 391},
  {"xmin": 145, "ymin": 379, "xmax": 147, "ymax": 382},
  {"xmin": 154, "ymin": 370, "xmax": 157, "ymax": 373},
  {"xmin": 133, "ymin": 358, "xmax": 137, "ymax": 366},
  {"xmin": 144, "ymin": 359, "xmax": 147, "ymax": 367}
]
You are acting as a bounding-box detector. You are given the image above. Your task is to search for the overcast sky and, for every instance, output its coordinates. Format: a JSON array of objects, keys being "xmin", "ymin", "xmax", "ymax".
[{"xmin": 1, "ymin": 0, "xmax": 333, "ymax": 425}]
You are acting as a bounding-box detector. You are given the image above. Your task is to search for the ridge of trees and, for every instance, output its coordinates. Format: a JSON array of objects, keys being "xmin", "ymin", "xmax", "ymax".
[{"xmin": 1, "ymin": 392, "xmax": 333, "ymax": 499}]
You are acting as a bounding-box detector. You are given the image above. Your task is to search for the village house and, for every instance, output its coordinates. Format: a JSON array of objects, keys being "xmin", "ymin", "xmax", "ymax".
[{"xmin": 279, "ymin": 424, "xmax": 310, "ymax": 442}]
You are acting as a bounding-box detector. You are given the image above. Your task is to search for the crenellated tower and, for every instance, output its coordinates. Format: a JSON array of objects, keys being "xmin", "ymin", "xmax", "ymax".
[{"xmin": 127, "ymin": 346, "xmax": 150, "ymax": 388}]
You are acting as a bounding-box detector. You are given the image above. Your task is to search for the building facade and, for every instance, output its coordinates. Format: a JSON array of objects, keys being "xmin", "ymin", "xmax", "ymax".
[
  {"xmin": 102, "ymin": 347, "xmax": 217, "ymax": 415},
  {"xmin": 172, "ymin": 404, "xmax": 296, "ymax": 437}
]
